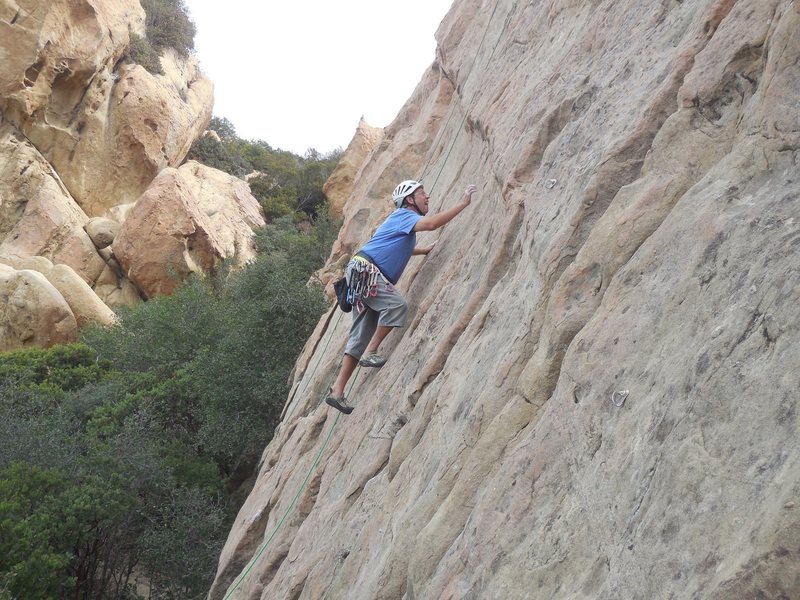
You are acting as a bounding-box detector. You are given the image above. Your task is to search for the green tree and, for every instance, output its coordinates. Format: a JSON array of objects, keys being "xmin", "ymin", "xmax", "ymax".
[
  {"xmin": 185, "ymin": 116, "xmax": 343, "ymax": 222},
  {"xmin": 0, "ymin": 200, "xmax": 338, "ymax": 598},
  {"xmin": 126, "ymin": 33, "xmax": 164, "ymax": 75},
  {"xmin": 125, "ymin": 0, "xmax": 196, "ymax": 74},
  {"xmin": 140, "ymin": 0, "xmax": 196, "ymax": 56},
  {"xmin": 208, "ymin": 116, "xmax": 238, "ymax": 141}
]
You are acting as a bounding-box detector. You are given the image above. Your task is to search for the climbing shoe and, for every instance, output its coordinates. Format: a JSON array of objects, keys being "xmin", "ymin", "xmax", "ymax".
[
  {"xmin": 359, "ymin": 352, "xmax": 387, "ymax": 368},
  {"xmin": 325, "ymin": 392, "xmax": 353, "ymax": 415}
]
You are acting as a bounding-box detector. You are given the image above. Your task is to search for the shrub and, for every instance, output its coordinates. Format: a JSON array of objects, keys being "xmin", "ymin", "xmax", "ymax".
[
  {"xmin": 186, "ymin": 116, "xmax": 343, "ymax": 222},
  {"xmin": 186, "ymin": 134, "xmax": 250, "ymax": 178},
  {"xmin": 126, "ymin": 0, "xmax": 195, "ymax": 74},
  {"xmin": 140, "ymin": 0, "xmax": 195, "ymax": 56},
  {"xmin": 0, "ymin": 343, "xmax": 110, "ymax": 392},
  {"xmin": 0, "ymin": 207, "xmax": 337, "ymax": 598},
  {"xmin": 126, "ymin": 33, "xmax": 163, "ymax": 74}
]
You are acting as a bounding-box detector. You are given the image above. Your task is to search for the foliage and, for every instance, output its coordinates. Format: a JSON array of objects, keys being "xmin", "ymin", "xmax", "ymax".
[
  {"xmin": 126, "ymin": 33, "xmax": 163, "ymax": 75},
  {"xmin": 140, "ymin": 0, "xmax": 195, "ymax": 56},
  {"xmin": 0, "ymin": 216, "xmax": 337, "ymax": 598},
  {"xmin": 187, "ymin": 117, "xmax": 343, "ymax": 222},
  {"xmin": 0, "ymin": 343, "xmax": 110, "ymax": 391},
  {"xmin": 208, "ymin": 117, "xmax": 238, "ymax": 141},
  {"xmin": 0, "ymin": 464, "xmax": 75, "ymax": 599},
  {"xmin": 125, "ymin": 0, "xmax": 195, "ymax": 74}
]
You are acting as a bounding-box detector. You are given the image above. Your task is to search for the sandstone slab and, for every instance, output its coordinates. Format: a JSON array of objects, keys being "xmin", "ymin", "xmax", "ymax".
[
  {"xmin": 0, "ymin": 121, "xmax": 106, "ymax": 283},
  {"xmin": 0, "ymin": 1, "xmax": 213, "ymax": 216},
  {"xmin": 211, "ymin": 1, "xmax": 800, "ymax": 599}
]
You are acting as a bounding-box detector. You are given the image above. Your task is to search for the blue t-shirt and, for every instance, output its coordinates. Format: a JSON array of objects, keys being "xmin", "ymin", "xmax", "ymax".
[{"xmin": 358, "ymin": 208, "xmax": 423, "ymax": 284}]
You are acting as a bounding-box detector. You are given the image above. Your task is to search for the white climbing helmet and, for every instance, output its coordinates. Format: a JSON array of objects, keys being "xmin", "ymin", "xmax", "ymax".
[{"xmin": 392, "ymin": 180, "xmax": 423, "ymax": 208}]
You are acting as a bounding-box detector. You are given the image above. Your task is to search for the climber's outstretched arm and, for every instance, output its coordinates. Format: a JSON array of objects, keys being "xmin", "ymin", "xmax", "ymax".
[{"xmin": 413, "ymin": 185, "xmax": 478, "ymax": 232}]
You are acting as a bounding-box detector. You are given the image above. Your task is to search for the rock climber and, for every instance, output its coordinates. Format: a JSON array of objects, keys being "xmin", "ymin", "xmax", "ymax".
[{"xmin": 325, "ymin": 180, "xmax": 478, "ymax": 414}]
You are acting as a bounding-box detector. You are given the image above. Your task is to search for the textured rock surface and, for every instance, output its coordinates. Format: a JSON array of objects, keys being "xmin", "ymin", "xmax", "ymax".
[
  {"xmin": 114, "ymin": 164, "xmax": 265, "ymax": 298},
  {"xmin": 0, "ymin": 121, "xmax": 105, "ymax": 283},
  {"xmin": 178, "ymin": 161, "xmax": 266, "ymax": 264},
  {"xmin": 44, "ymin": 263, "xmax": 117, "ymax": 328},
  {"xmin": 211, "ymin": 1, "xmax": 800, "ymax": 599},
  {"xmin": 92, "ymin": 250, "xmax": 141, "ymax": 310},
  {"xmin": 0, "ymin": 263, "xmax": 77, "ymax": 349},
  {"xmin": 84, "ymin": 217, "xmax": 120, "ymax": 249},
  {"xmin": 0, "ymin": 0, "xmax": 259, "ymax": 350},
  {"xmin": 0, "ymin": 1, "xmax": 213, "ymax": 216},
  {"xmin": 323, "ymin": 117, "xmax": 384, "ymax": 220}
]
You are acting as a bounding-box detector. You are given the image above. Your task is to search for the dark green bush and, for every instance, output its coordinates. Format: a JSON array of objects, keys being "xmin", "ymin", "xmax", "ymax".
[
  {"xmin": 0, "ymin": 343, "xmax": 110, "ymax": 392},
  {"xmin": 187, "ymin": 134, "xmax": 251, "ymax": 178},
  {"xmin": 126, "ymin": 33, "xmax": 163, "ymax": 74},
  {"xmin": 0, "ymin": 206, "xmax": 337, "ymax": 598},
  {"xmin": 125, "ymin": 0, "xmax": 195, "ymax": 74},
  {"xmin": 140, "ymin": 0, "xmax": 195, "ymax": 56},
  {"xmin": 187, "ymin": 117, "xmax": 343, "ymax": 222}
]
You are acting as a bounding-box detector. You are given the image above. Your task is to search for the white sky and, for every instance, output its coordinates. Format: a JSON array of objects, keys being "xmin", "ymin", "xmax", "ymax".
[{"xmin": 183, "ymin": 1, "xmax": 454, "ymax": 156}]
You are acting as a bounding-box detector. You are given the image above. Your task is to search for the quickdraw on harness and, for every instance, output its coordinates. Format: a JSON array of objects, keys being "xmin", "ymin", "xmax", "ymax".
[{"xmin": 346, "ymin": 255, "xmax": 382, "ymax": 311}]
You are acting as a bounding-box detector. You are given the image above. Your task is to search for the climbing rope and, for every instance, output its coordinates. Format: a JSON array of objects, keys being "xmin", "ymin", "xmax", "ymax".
[
  {"xmin": 283, "ymin": 308, "xmax": 345, "ymax": 422},
  {"xmin": 222, "ymin": 366, "xmax": 363, "ymax": 600},
  {"xmin": 418, "ymin": 0, "xmax": 511, "ymax": 194}
]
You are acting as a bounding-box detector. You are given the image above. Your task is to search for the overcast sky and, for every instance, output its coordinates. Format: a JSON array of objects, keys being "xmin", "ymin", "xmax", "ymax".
[{"xmin": 183, "ymin": 1, "xmax": 454, "ymax": 156}]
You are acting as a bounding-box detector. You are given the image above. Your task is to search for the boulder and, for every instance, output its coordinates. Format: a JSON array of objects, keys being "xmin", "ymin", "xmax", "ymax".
[
  {"xmin": 93, "ymin": 258, "xmax": 141, "ymax": 309},
  {"xmin": 0, "ymin": 122, "xmax": 106, "ymax": 283},
  {"xmin": 45, "ymin": 263, "xmax": 116, "ymax": 328},
  {"xmin": 178, "ymin": 160, "xmax": 266, "ymax": 264},
  {"xmin": 0, "ymin": 264, "xmax": 77, "ymax": 350},
  {"xmin": 114, "ymin": 164, "xmax": 265, "ymax": 298},
  {"xmin": 84, "ymin": 217, "xmax": 120, "ymax": 249},
  {"xmin": 3, "ymin": 255, "xmax": 118, "ymax": 328}
]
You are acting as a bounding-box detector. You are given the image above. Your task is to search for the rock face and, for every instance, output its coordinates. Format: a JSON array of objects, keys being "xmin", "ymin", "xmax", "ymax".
[
  {"xmin": 0, "ymin": 121, "xmax": 106, "ymax": 283},
  {"xmin": 114, "ymin": 163, "xmax": 265, "ymax": 298},
  {"xmin": 0, "ymin": 1, "xmax": 214, "ymax": 216},
  {"xmin": 0, "ymin": 264, "xmax": 77, "ymax": 349},
  {"xmin": 323, "ymin": 117, "xmax": 384, "ymax": 220},
  {"xmin": 0, "ymin": 1, "xmax": 263, "ymax": 349},
  {"xmin": 211, "ymin": 1, "xmax": 800, "ymax": 599}
]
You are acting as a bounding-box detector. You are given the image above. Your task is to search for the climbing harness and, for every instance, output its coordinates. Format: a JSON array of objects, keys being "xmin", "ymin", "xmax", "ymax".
[{"xmin": 346, "ymin": 255, "xmax": 384, "ymax": 311}]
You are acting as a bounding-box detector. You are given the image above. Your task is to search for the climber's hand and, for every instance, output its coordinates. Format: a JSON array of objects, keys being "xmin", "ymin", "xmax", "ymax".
[{"xmin": 463, "ymin": 184, "xmax": 478, "ymax": 204}]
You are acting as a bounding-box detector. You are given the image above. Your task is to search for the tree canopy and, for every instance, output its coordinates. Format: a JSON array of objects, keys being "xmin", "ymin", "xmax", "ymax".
[
  {"xmin": 188, "ymin": 117, "xmax": 343, "ymax": 222},
  {"xmin": 0, "ymin": 218, "xmax": 338, "ymax": 598}
]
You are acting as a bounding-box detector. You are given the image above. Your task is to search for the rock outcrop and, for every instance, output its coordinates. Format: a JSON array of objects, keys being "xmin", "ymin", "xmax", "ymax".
[
  {"xmin": 0, "ymin": 121, "xmax": 106, "ymax": 283},
  {"xmin": 114, "ymin": 162, "xmax": 265, "ymax": 298},
  {"xmin": 323, "ymin": 117, "xmax": 384, "ymax": 220},
  {"xmin": 211, "ymin": 1, "xmax": 800, "ymax": 599},
  {"xmin": 0, "ymin": 1, "xmax": 213, "ymax": 216},
  {"xmin": 0, "ymin": 264, "xmax": 77, "ymax": 349},
  {"xmin": 0, "ymin": 1, "xmax": 264, "ymax": 350}
]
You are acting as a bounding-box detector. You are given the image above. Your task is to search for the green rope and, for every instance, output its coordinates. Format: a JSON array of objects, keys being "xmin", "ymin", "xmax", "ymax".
[
  {"xmin": 419, "ymin": 0, "xmax": 509, "ymax": 194},
  {"xmin": 284, "ymin": 307, "xmax": 344, "ymax": 422},
  {"xmin": 221, "ymin": 367, "xmax": 362, "ymax": 599}
]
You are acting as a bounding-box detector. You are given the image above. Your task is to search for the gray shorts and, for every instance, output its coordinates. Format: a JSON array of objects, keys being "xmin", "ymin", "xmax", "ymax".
[{"xmin": 344, "ymin": 278, "xmax": 408, "ymax": 359}]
